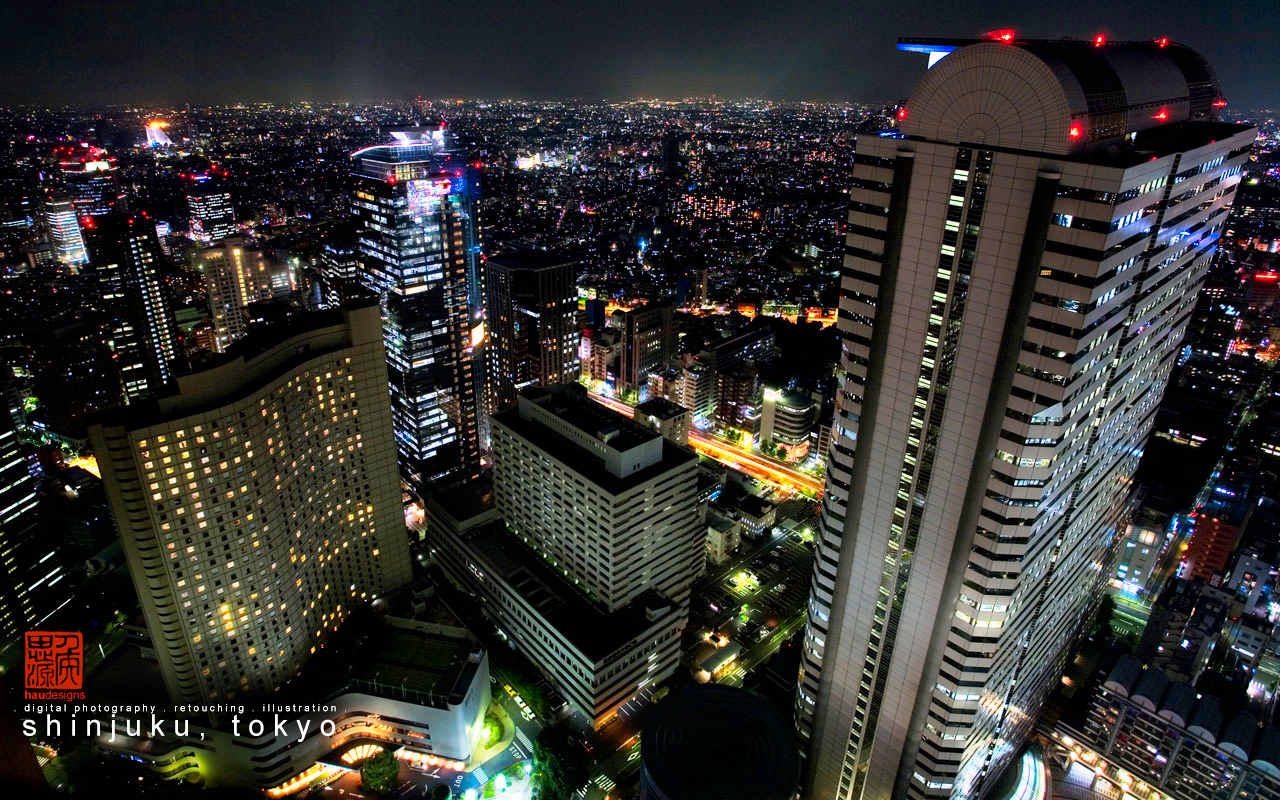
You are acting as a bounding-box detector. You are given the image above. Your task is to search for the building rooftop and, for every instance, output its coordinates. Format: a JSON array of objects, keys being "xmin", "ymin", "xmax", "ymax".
[
  {"xmin": 895, "ymin": 35, "xmax": 1251, "ymax": 160},
  {"xmin": 635, "ymin": 397, "xmax": 687, "ymax": 420},
  {"xmin": 487, "ymin": 248, "xmax": 577, "ymax": 271},
  {"xmin": 641, "ymin": 684, "xmax": 800, "ymax": 800},
  {"xmin": 459, "ymin": 522, "xmax": 678, "ymax": 662},
  {"xmin": 494, "ymin": 385, "xmax": 695, "ymax": 491}
]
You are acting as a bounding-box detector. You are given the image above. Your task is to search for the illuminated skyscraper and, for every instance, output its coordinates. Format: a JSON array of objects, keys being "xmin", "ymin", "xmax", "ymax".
[
  {"xmin": 44, "ymin": 194, "xmax": 88, "ymax": 267},
  {"xmin": 88, "ymin": 303, "xmax": 412, "ymax": 703},
  {"xmin": 187, "ymin": 176, "xmax": 238, "ymax": 244},
  {"xmin": 797, "ymin": 35, "xmax": 1256, "ymax": 799},
  {"xmin": 62, "ymin": 157, "xmax": 121, "ymax": 218},
  {"xmin": 484, "ymin": 250, "xmax": 581, "ymax": 413},
  {"xmin": 145, "ymin": 121, "xmax": 174, "ymax": 147},
  {"xmin": 202, "ymin": 237, "xmax": 273, "ymax": 352},
  {"xmin": 0, "ymin": 390, "xmax": 68, "ymax": 640},
  {"xmin": 351, "ymin": 128, "xmax": 483, "ymax": 489},
  {"xmin": 89, "ymin": 211, "xmax": 181, "ymax": 401}
]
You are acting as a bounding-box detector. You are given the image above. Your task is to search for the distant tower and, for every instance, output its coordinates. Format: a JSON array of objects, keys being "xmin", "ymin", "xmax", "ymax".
[
  {"xmin": 317, "ymin": 221, "xmax": 361, "ymax": 308},
  {"xmin": 88, "ymin": 211, "xmax": 181, "ymax": 401},
  {"xmin": 89, "ymin": 303, "xmax": 411, "ymax": 704},
  {"xmin": 186, "ymin": 176, "xmax": 237, "ymax": 244},
  {"xmin": 43, "ymin": 194, "xmax": 88, "ymax": 268},
  {"xmin": 201, "ymin": 237, "xmax": 273, "ymax": 352},
  {"xmin": 485, "ymin": 250, "xmax": 581, "ymax": 413},
  {"xmin": 797, "ymin": 34, "xmax": 1256, "ymax": 800},
  {"xmin": 350, "ymin": 128, "xmax": 484, "ymax": 489}
]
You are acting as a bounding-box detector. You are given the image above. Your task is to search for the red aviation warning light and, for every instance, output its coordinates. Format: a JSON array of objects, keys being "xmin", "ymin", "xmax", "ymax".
[
  {"xmin": 1213, "ymin": 99, "xmax": 1228, "ymax": 108},
  {"xmin": 1156, "ymin": 37, "xmax": 1169, "ymax": 47},
  {"xmin": 896, "ymin": 108, "xmax": 908, "ymax": 120},
  {"xmin": 1153, "ymin": 109, "xmax": 1169, "ymax": 121},
  {"xmin": 1093, "ymin": 34, "xmax": 1106, "ymax": 47},
  {"xmin": 1068, "ymin": 123, "xmax": 1084, "ymax": 140},
  {"xmin": 985, "ymin": 29, "xmax": 1016, "ymax": 43}
]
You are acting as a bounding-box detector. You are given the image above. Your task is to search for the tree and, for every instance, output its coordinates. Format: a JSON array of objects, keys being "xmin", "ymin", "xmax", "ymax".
[
  {"xmin": 360, "ymin": 748, "xmax": 400, "ymax": 794},
  {"xmin": 532, "ymin": 722, "xmax": 590, "ymax": 799}
]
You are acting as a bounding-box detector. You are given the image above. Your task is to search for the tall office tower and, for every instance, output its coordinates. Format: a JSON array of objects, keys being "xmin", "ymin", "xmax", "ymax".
[
  {"xmin": 89, "ymin": 211, "xmax": 182, "ymax": 402},
  {"xmin": 317, "ymin": 222, "xmax": 360, "ymax": 308},
  {"xmin": 29, "ymin": 316, "xmax": 123, "ymax": 436},
  {"xmin": 44, "ymin": 194, "xmax": 88, "ymax": 267},
  {"xmin": 202, "ymin": 237, "xmax": 273, "ymax": 352},
  {"xmin": 351, "ymin": 128, "xmax": 484, "ymax": 489},
  {"xmin": 618, "ymin": 301, "xmax": 675, "ymax": 393},
  {"xmin": 62, "ymin": 157, "xmax": 121, "ymax": 218},
  {"xmin": 187, "ymin": 176, "xmax": 238, "ymax": 244},
  {"xmin": 485, "ymin": 250, "xmax": 581, "ymax": 413},
  {"xmin": 796, "ymin": 35, "xmax": 1255, "ymax": 800},
  {"xmin": 88, "ymin": 303, "xmax": 412, "ymax": 703},
  {"xmin": 0, "ymin": 390, "xmax": 67, "ymax": 640}
]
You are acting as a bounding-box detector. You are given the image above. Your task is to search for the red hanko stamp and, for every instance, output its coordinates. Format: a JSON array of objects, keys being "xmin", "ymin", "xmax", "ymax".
[{"xmin": 25, "ymin": 631, "xmax": 83, "ymax": 690}]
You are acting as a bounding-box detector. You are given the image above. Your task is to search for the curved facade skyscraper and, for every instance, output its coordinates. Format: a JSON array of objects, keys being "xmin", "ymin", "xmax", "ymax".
[
  {"xmin": 796, "ymin": 35, "xmax": 1256, "ymax": 800},
  {"xmin": 350, "ymin": 128, "xmax": 483, "ymax": 490}
]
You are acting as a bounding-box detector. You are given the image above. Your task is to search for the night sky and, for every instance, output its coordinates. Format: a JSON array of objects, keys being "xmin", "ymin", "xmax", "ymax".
[{"xmin": 4, "ymin": 0, "xmax": 1278, "ymax": 107}]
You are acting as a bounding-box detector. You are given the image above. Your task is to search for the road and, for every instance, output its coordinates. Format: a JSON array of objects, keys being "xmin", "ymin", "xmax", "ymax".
[{"xmin": 587, "ymin": 392, "xmax": 824, "ymax": 496}]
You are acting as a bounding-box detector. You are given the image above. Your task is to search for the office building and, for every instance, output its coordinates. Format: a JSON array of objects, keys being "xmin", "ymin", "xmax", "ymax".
[
  {"xmin": 44, "ymin": 194, "xmax": 88, "ymax": 267},
  {"xmin": 796, "ymin": 35, "xmax": 1256, "ymax": 799},
  {"xmin": 317, "ymin": 222, "xmax": 361, "ymax": 308},
  {"xmin": 715, "ymin": 363, "xmax": 761, "ymax": 436},
  {"xmin": 635, "ymin": 396, "xmax": 690, "ymax": 446},
  {"xmin": 187, "ymin": 176, "xmax": 237, "ymax": 244},
  {"xmin": 351, "ymin": 128, "xmax": 483, "ymax": 488},
  {"xmin": 617, "ymin": 301, "xmax": 675, "ymax": 394},
  {"xmin": 89, "ymin": 211, "xmax": 181, "ymax": 402},
  {"xmin": 28, "ymin": 316, "xmax": 123, "ymax": 437},
  {"xmin": 485, "ymin": 250, "xmax": 581, "ymax": 413},
  {"xmin": 761, "ymin": 387, "xmax": 817, "ymax": 462},
  {"xmin": 62, "ymin": 157, "xmax": 121, "ymax": 218},
  {"xmin": 431, "ymin": 384, "xmax": 700, "ymax": 725},
  {"xmin": 88, "ymin": 303, "xmax": 412, "ymax": 704},
  {"xmin": 0, "ymin": 395, "xmax": 68, "ymax": 640},
  {"xmin": 201, "ymin": 237, "xmax": 273, "ymax": 352}
]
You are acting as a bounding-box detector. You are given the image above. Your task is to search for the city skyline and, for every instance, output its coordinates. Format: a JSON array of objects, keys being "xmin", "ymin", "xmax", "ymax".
[
  {"xmin": 1, "ymin": 3, "xmax": 1278, "ymax": 108},
  {"xmin": 1, "ymin": 15, "xmax": 1277, "ymax": 800}
]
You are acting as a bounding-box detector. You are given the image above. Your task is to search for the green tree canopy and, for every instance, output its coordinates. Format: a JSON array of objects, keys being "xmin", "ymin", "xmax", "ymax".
[{"xmin": 360, "ymin": 748, "xmax": 400, "ymax": 794}]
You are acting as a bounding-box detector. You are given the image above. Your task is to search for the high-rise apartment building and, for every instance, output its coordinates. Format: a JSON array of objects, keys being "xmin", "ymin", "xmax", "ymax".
[
  {"xmin": 44, "ymin": 194, "xmax": 88, "ymax": 267},
  {"xmin": 88, "ymin": 303, "xmax": 411, "ymax": 703},
  {"xmin": 796, "ymin": 35, "xmax": 1255, "ymax": 800},
  {"xmin": 485, "ymin": 250, "xmax": 581, "ymax": 413},
  {"xmin": 202, "ymin": 237, "xmax": 273, "ymax": 352},
  {"xmin": 89, "ymin": 211, "xmax": 181, "ymax": 402},
  {"xmin": 187, "ymin": 177, "xmax": 238, "ymax": 244},
  {"xmin": 351, "ymin": 128, "xmax": 483, "ymax": 489}
]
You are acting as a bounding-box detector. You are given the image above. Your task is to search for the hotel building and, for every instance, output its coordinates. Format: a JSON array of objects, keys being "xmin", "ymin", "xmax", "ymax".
[{"xmin": 89, "ymin": 303, "xmax": 412, "ymax": 704}]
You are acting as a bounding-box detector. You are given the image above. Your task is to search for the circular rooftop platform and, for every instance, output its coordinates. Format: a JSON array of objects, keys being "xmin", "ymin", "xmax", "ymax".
[{"xmin": 640, "ymin": 684, "xmax": 800, "ymax": 800}]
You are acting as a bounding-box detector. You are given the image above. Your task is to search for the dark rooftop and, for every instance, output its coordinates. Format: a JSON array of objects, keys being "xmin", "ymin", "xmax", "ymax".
[
  {"xmin": 641, "ymin": 684, "xmax": 800, "ymax": 800},
  {"xmin": 487, "ymin": 248, "xmax": 578, "ymax": 270},
  {"xmin": 461, "ymin": 522, "xmax": 677, "ymax": 662},
  {"xmin": 635, "ymin": 396, "xmax": 687, "ymax": 420}
]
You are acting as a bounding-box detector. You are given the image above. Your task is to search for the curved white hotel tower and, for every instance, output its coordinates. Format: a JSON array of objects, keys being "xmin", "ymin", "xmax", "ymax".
[{"xmin": 796, "ymin": 34, "xmax": 1256, "ymax": 800}]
